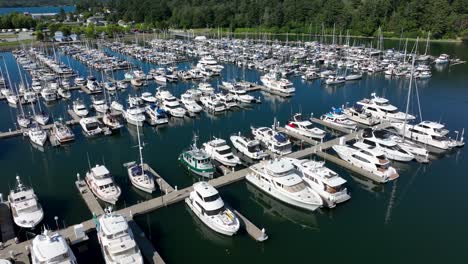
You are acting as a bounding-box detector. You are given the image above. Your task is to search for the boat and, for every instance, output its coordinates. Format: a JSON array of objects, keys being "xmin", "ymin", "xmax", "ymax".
[
  {"xmin": 320, "ymin": 107, "xmax": 358, "ymax": 130},
  {"xmin": 203, "ymin": 137, "xmax": 241, "ymax": 167},
  {"xmin": 8, "ymin": 176, "xmax": 44, "ymax": 228},
  {"xmin": 74, "ymin": 76, "xmax": 86, "ymax": 86},
  {"xmin": 215, "ymin": 93, "xmax": 237, "ymax": 109},
  {"xmin": 332, "ymin": 144, "xmax": 399, "ymax": 182},
  {"xmin": 85, "ymin": 165, "xmax": 121, "ymax": 204},
  {"xmin": 228, "ymin": 89, "xmax": 255, "ymax": 103},
  {"xmin": 434, "ymin": 54, "xmax": 449, "ymax": 64},
  {"xmin": 73, "ymin": 99, "xmax": 89, "ymax": 117},
  {"xmin": 230, "ymin": 132, "xmax": 268, "ymax": 160},
  {"xmin": 246, "ymin": 158, "xmax": 323, "ymax": 211},
  {"xmin": 289, "ymin": 158, "xmax": 351, "ymax": 208},
  {"xmin": 40, "ymin": 87, "xmax": 57, "ymax": 102},
  {"xmin": 161, "ymin": 96, "xmax": 186, "ymax": 118},
  {"xmin": 200, "ymin": 95, "xmax": 226, "ymax": 112},
  {"xmin": 97, "ymin": 209, "xmax": 143, "ymax": 264},
  {"xmin": 345, "ymin": 72, "xmax": 363, "ymax": 81},
  {"xmin": 31, "ymin": 230, "xmax": 77, "ymax": 264},
  {"xmin": 80, "ymin": 117, "xmax": 103, "ymax": 136},
  {"xmin": 260, "ymin": 71, "xmax": 295, "ymax": 95},
  {"xmin": 251, "ymin": 126, "xmax": 292, "ymax": 155},
  {"xmin": 390, "ymin": 121, "xmax": 462, "ymax": 151},
  {"xmin": 102, "ymin": 112, "xmax": 123, "ymax": 130},
  {"xmin": 92, "ymin": 96, "xmax": 109, "ymax": 114},
  {"xmin": 357, "ymin": 93, "xmax": 414, "ymax": 122},
  {"xmin": 285, "ymin": 113, "xmax": 326, "ymax": 140},
  {"xmin": 185, "ymin": 182, "xmax": 240, "ymax": 236},
  {"xmin": 124, "ymin": 96, "xmax": 146, "ymax": 126},
  {"xmin": 103, "ymin": 82, "xmax": 116, "ymax": 92},
  {"xmin": 127, "ymin": 125, "xmax": 155, "ymax": 193},
  {"xmin": 342, "ymin": 105, "xmax": 380, "ymax": 126},
  {"xmin": 141, "ymin": 92, "xmax": 157, "ymax": 103},
  {"xmin": 110, "ymin": 101, "xmax": 124, "ymax": 112},
  {"xmin": 130, "ymin": 78, "xmax": 143, "ymax": 87},
  {"xmin": 52, "ymin": 120, "xmax": 75, "ymax": 144},
  {"xmin": 178, "ymin": 135, "xmax": 215, "ymax": 178},
  {"xmin": 180, "ymin": 91, "xmax": 203, "ymax": 113},
  {"xmin": 359, "ymin": 128, "xmax": 414, "ymax": 162},
  {"xmin": 145, "ymin": 104, "xmax": 169, "ymax": 125},
  {"xmin": 28, "ymin": 122, "xmax": 47, "ymax": 146},
  {"xmin": 57, "ymin": 87, "xmax": 71, "ymax": 99},
  {"xmin": 198, "ymin": 82, "xmax": 215, "ymax": 95},
  {"xmin": 325, "ymin": 75, "xmax": 345, "ymax": 85},
  {"xmin": 86, "ymin": 76, "xmax": 101, "ymax": 92}
]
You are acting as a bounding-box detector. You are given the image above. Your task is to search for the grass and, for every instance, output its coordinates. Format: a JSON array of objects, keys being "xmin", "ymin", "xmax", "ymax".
[
  {"xmin": 0, "ymin": 39, "xmax": 33, "ymax": 48},
  {"xmin": 0, "ymin": 33, "xmax": 19, "ymax": 39}
]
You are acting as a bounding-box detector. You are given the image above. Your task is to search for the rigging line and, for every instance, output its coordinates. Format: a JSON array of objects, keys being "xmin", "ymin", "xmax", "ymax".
[{"xmin": 414, "ymin": 77, "xmax": 423, "ymax": 122}]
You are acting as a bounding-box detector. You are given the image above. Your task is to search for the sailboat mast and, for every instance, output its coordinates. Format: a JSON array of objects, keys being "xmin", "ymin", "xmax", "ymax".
[
  {"xmin": 402, "ymin": 37, "xmax": 419, "ymax": 138},
  {"xmin": 136, "ymin": 125, "xmax": 144, "ymax": 172}
]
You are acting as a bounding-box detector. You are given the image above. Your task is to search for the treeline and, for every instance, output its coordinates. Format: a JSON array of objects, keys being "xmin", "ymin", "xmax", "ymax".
[
  {"xmin": 0, "ymin": 12, "xmax": 36, "ymax": 29},
  {"xmin": 77, "ymin": 0, "xmax": 468, "ymax": 39},
  {"xmin": 0, "ymin": 0, "xmax": 74, "ymax": 7}
]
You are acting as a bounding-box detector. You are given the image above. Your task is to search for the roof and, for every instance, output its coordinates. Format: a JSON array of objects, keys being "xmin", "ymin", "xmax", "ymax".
[
  {"xmin": 100, "ymin": 214, "xmax": 128, "ymax": 236},
  {"xmin": 266, "ymin": 159, "xmax": 295, "ymax": 175},
  {"xmin": 420, "ymin": 121, "xmax": 444, "ymax": 129},
  {"xmin": 33, "ymin": 233, "xmax": 68, "ymax": 262},
  {"xmin": 193, "ymin": 182, "xmax": 218, "ymax": 197},
  {"xmin": 91, "ymin": 165, "xmax": 110, "ymax": 177}
]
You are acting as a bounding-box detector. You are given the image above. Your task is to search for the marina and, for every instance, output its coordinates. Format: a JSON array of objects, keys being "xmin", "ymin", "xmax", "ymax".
[{"xmin": 0, "ymin": 33, "xmax": 466, "ymax": 264}]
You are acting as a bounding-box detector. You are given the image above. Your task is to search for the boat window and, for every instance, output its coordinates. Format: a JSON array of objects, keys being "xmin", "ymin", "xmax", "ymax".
[
  {"xmin": 247, "ymin": 145, "xmax": 260, "ymax": 153},
  {"xmin": 196, "ymin": 191, "xmax": 203, "ymax": 200},
  {"xmin": 376, "ymin": 155, "xmax": 386, "ymax": 160},
  {"xmin": 217, "ymin": 148, "xmax": 231, "ymax": 155},
  {"xmin": 363, "ymin": 139, "xmax": 376, "ymax": 147},
  {"xmin": 204, "ymin": 193, "xmax": 220, "ymax": 202},
  {"xmin": 432, "ymin": 135, "xmax": 448, "ymax": 141},
  {"xmin": 274, "ymin": 142, "xmax": 292, "ymax": 152},
  {"xmin": 352, "ymin": 154, "xmax": 371, "ymax": 163},
  {"xmin": 205, "ymin": 206, "xmax": 225, "ymax": 216}
]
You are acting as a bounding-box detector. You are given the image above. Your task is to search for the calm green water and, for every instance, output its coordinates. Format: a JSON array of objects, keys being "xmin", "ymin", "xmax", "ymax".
[{"xmin": 0, "ymin": 40, "xmax": 467, "ymax": 263}]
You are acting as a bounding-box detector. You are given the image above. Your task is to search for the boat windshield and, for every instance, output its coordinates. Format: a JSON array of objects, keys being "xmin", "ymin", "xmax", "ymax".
[
  {"xmin": 205, "ymin": 206, "xmax": 225, "ymax": 216},
  {"xmin": 247, "ymin": 145, "xmax": 260, "ymax": 153},
  {"xmin": 204, "ymin": 193, "xmax": 220, "ymax": 202},
  {"xmin": 274, "ymin": 143, "xmax": 291, "ymax": 152},
  {"xmin": 284, "ymin": 181, "xmax": 307, "ymax": 193},
  {"xmin": 217, "ymin": 148, "xmax": 231, "ymax": 155},
  {"xmin": 303, "ymin": 123, "xmax": 314, "ymax": 129}
]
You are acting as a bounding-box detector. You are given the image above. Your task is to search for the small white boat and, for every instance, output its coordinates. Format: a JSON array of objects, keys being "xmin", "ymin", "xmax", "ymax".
[
  {"xmin": 252, "ymin": 126, "xmax": 292, "ymax": 155},
  {"xmin": 285, "ymin": 113, "xmax": 326, "ymax": 140},
  {"xmin": 203, "ymin": 137, "xmax": 241, "ymax": 167},
  {"xmin": 8, "ymin": 176, "xmax": 44, "ymax": 228},
  {"xmin": 80, "ymin": 117, "xmax": 103, "ymax": 137},
  {"xmin": 110, "ymin": 100, "xmax": 124, "ymax": 112},
  {"xmin": 145, "ymin": 104, "xmax": 169, "ymax": 125},
  {"xmin": 73, "ymin": 99, "xmax": 89, "ymax": 117},
  {"xmin": 198, "ymin": 82, "xmax": 215, "ymax": 95},
  {"xmin": 92, "ymin": 96, "xmax": 109, "ymax": 114},
  {"xmin": 230, "ymin": 132, "xmax": 268, "ymax": 160},
  {"xmin": 28, "ymin": 123, "xmax": 47, "ymax": 146},
  {"xmin": 185, "ymin": 182, "xmax": 240, "ymax": 236},
  {"xmin": 127, "ymin": 125, "xmax": 155, "ymax": 193},
  {"xmin": 85, "ymin": 165, "xmax": 121, "ymax": 204},
  {"xmin": 141, "ymin": 92, "xmax": 157, "ymax": 103},
  {"xmin": 320, "ymin": 107, "xmax": 357, "ymax": 130}
]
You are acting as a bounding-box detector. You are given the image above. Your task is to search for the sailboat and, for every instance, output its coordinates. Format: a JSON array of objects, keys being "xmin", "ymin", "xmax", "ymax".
[
  {"xmin": 32, "ymin": 96, "xmax": 49, "ymax": 126},
  {"xmin": 127, "ymin": 125, "xmax": 156, "ymax": 193}
]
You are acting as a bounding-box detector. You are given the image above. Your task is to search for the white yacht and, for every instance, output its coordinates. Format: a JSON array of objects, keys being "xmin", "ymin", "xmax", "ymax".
[
  {"xmin": 215, "ymin": 93, "xmax": 237, "ymax": 109},
  {"xmin": 357, "ymin": 93, "xmax": 414, "ymax": 122},
  {"xmin": 80, "ymin": 117, "xmax": 103, "ymax": 137},
  {"xmin": 110, "ymin": 101, "xmax": 124, "ymax": 112},
  {"xmin": 86, "ymin": 76, "xmax": 101, "ymax": 92},
  {"xmin": 161, "ymin": 96, "xmax": 186, "ymax": 118},
  {"xmin": 124, "ymin": 96, "xmax": 146, "ymax": 126},
  {"xmin": 360, "ymin": 128, "xmax": 415, "ymax": 162},
  {"xmin": 8, "ymin": 176, "xmax": 44, "ymax": 228},
  {"xmin": 85, "ymin": 165, "xmax": 121, "ymax": 204},
  {"xmin": 141, "ymin": 92, "xmax": 157, "ymax": 103},
  {"xmin": 434, "ymin": 54, "xmax": 449, "ymax": 64},
  {"xmin": 52, "ymin": 120, "xmax": 75, "ymax": 144},
  {"xmin": 251, "ymin": 126, "xmax": 292, "ymax": 155},
  {"xmin": 230, "ymin": 133, "xmax": 268, "ymax": 160},
  {"xmin": 342, "ymin": 105, "xmax": 380, "ymax": 126},
  {"xmin": 127, "ymin": 125, "xmax": 155, "ymax": 193},
  {"xmin": 180, "ymin": 91, "xmax": 203, "ymax": 113},
  {"xmin": 203, "ymin": 137, "xmax": 241, "ymax": 167},
  {"xmin": 31, "ymin": 230, "xmax": 77, "ymax": 264},
  {"xmin": 332, "ymin": 144, "xmax": 399, "ymax": 182},
  {"xmin": 260, "ymin": 71, "xmax": 295, "ymax": 95},
  {"xmin": 320, "ymin": 107, "xmax": 358, "ymax": 130},
  {"xmin": 290, "ymin": 158, "xmax": 351, "ymax": 208},
  {"xmin": 200, "ymin": 95, "xmax": 226, "ymax": 112},
  {"xmin": 40, "ymin": 87, "xmax": 57, "ymax": 102},
  {"xmin": 73, "ymin": 99, "xmax": 89, "ymax": 117},
  {"xmin": 97, "ymin": 209, "xmax": 143, "ymax": 264},
  {"xmin": 391, "ymin": 121, "xmax": 462, "ymax": 150},
  {"xmin": 185, "ymin": 182, "xmax": 240, "ymax": 236},
  {"xmin": 28, "ymin": 123, "xmax": 48, "ymax": 146},
  {"xmin": 228, "ymin": 88, "xmax": 255, "ymax": 103},
  {"xmin": 198, "ymin": 82, "xmax": 215, "ymax": 95},
  {"xmin": 285, "ymin": 113, "xmax": 326, "ymax": 140},
  {"xmin": 246, "ymin": 158, "xmax": 323, "ymax": 211},
  {"xmin": 92, "ymin": 96, "xmax": 109, "ymax": 114},
  {"xmin": 145, "ymin": 104, "xmax": 169, "ymax": 125}
]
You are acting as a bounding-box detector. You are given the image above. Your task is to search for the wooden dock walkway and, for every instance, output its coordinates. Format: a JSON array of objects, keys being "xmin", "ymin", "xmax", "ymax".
[
  {"xmin": 75, "ymin": 179, "xmax": 105, "ymax": 216},
  {"xmin": 128, "ymin": 220, "xmax": 166, "ymax": 264},
  {"xmin": 233, "ymin": 209, "xmax": 268, "ymax": 242},
  {"xmin": 144, "ymin": 164, "xmax": 174, "ymax": 194}
]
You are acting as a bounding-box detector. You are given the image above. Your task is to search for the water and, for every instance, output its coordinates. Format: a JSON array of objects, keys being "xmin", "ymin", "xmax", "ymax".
[
  {"xmin": 0, "ymin": 40, "xmax": 467, "ymax": 263},
  {"xmin": 0, "ymin": 5, "xmax": 75, "ymax": 15}
]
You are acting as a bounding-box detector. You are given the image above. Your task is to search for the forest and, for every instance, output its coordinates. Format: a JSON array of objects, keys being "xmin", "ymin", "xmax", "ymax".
[{"xmin": 77, "ymin": 0, "xmax": 468, "ymax": 39}]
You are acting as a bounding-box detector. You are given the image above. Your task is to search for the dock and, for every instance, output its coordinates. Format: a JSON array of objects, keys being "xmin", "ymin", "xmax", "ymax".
[
  {"xmin": 233, "ymin": 209, "xmax": 268, "ymax": 242},
  {"xmin": 144, "ymin": 164, "xmax": 175, "ymax": 194},
  {"xmin": 0, "ymin": 200, "xmax": 15, "ymax": 243},
  {"xmin": 128, "ymin": 220, "xmax": 166, "ymax": 264},
  {"xmin": 75, "ymin": 178, "xmax": 105, "ymax": 216}
]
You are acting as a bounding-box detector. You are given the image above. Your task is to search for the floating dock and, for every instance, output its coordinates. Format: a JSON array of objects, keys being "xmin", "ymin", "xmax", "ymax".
[
  {"xmin": 75, "ymin": 179, "xmax": 105, "ymax": 216},
  {"xmin": 233, "ymin": 209, "xmax": 268, "ymax": 242}
]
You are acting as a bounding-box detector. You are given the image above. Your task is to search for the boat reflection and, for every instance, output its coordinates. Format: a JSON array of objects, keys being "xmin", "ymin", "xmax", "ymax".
[{"xmin": 246, "ymin": 183, "xmax": 319, "ymax": 230}]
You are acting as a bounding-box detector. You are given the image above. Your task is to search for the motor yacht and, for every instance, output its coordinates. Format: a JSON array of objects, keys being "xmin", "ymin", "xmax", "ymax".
[
  {"xmin": 357, "ymin": 93, "xmax": 414, "ymax": 122},
  {"xmin": 230, "ymin": 132, "xmax": 268, "ymax": 160},
  {"xmin": 200, "ymin": 95, "xmax": 226, "ymax": 112},
  {"xmin": 31, "ymin": 230, "xmax": 77, "ymax": 264},
  {"xmin": 342, "ymin": 105, "xmax": 380, "ymax": 126},
  {"xmin": 97, "ymin": 209, "xmax": 143, "ymax": 264},
  {"xmin": 141, "ymin": 92, "xmax": 157, "ymax": 103},
  {"xmin": 246, "ymin": 158, "xmax": 323, "ymax": 211},
  {"xmin": 285, "ymin": 113, "xmax": 326, "ymax": 140},
  {"xmin": 161, "ymin": 96, "xmax": 186, "ymax": 118},
  {"xmin": 185, "ymin": 182, "xmax": 240, "ymax": 236},
  {"xmin": 215, "ymin": 93, "xmax": 237, "ymax": 109},
  {"xmin": 198, "ymin": 82, "xmax": 215, "ymax": 95},
  {"xmin": 80, "ymin": 117, "xmax": 103, "ymax": 136},
  {"xmin": 320, "ymin": 107, "xmax": 358, "ymax": 130},
  {"xmin": 180, "ymin": 91, "xmax": 203, "ymax": 114},
  {"xmin": 52, "ymin": 120, "xmax": 75, "ymax": 144},
  {"xmin": 289, "ymin": 158, "xmax": 351, "ymax": 208},
  {"xmin": 332, "ymin": 144, "xmax": 399, "ymax": 182},
  {"xmin": 8, "ymin": 176, "xmax": 44, "ymax": 228},
  {"xmin": 251, "ymin": 126, "xmax": 292, "ymax": 155},
  {"xmin": 73, "ymin": 99, "xmax": 89, "ymax": 117},
  {"xmin": 145, "ymin": 104, "xmax": 169, "ymax": 125},
  {"xmin": 85, "ymin": 165, "xmax": 121, "ymax": 204},
  {"xmin": 102, "ymin": 112, "xmax": 123, "ymax": 131},
  {"xmin": 203, "ymin": 137, "xmax": 241, "ymax": 167},
  {"xmin": 359, "ymin": 128, "xmax": 414, "ymax": 162},
  {"xmin": 28, "ymin": 122, "xmax": 47, "ymax": 146},
  {"xmin": 260, "ymin": 71, "xmax": 295, "ymax": 95},
  {"xmin": 92, "ymin": 96, "xmax": 109, "ymax": 114}
]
